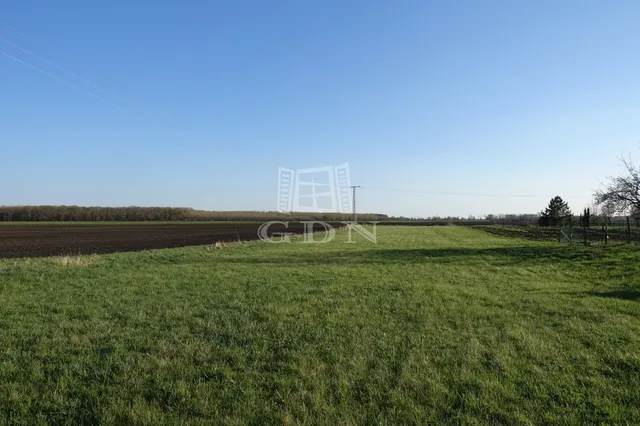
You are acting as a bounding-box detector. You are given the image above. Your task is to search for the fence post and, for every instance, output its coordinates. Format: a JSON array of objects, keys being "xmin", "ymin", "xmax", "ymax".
[{"xmin": 569, "ymin": 223, "xmax": 572, "ymax": 244}]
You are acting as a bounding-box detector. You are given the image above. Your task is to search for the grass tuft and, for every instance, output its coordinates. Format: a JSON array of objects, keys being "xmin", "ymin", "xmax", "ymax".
[{"xmin": 57, "ymin": 254, "xmax": 99, "ymax": 267}]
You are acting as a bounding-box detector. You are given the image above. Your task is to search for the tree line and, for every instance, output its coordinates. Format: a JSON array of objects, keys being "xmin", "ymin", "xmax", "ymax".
[
  {"xmin": 3, "ymin": 148, "xmax": 639, "ymax": 225},
  {"xmin": 0, "ymin": 206, "xmax": 192, "ymax": 222},
  {"xmin": 0, "ymin": 206, "xmax": 389, "ymax": 222}
]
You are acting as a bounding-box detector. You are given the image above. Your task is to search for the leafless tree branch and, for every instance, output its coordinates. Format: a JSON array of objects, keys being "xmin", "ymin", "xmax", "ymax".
[{"xmin": 594, "ymin": 149, "xmax": 640, "ymax": 215}]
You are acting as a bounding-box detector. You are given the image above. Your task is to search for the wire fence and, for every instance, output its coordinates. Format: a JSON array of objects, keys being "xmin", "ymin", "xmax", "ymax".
[
  {"xmin": 560, "ymin": 225, "xmax": 640, "ymax": 246},
  {"xmin": 472, "ymin": 224, "xmax": 640, "ymax": 247}
]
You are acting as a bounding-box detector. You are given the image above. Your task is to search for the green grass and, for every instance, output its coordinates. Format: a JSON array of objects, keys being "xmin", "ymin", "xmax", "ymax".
[
  {"xmin": 0, "ymin": 221, "xmax": 267, "ymax": 226},
  {"xmin": 1, "ymin": 226, "xmax": 639, "ymax": 425}
]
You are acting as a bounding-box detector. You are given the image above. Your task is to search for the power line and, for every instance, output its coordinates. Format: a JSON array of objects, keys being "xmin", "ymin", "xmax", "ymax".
[
  {"xmin": 0, "ymin": 35, "xmax": 120, "ymax": 97},
  {"xmin": 0, "ymin": 22, "xmax": 197, "ymax": 141},
  {"xmin": 0, "ymin": 45, "xmax": 195, "ymax": 142},
  {"xmin": 360, "ymin": 186, "xmax": 585, "ymax": 199},
  {"xmin": 0, "ymin": 21, "xmax": 46, "ymax": 48},
  {"xmin": 350, "ymin": 185, "xmax": 361, "ymax": 221},
  {"xmin": 0, "ymin": 49, "xmax": 130, "ymax": 112}
]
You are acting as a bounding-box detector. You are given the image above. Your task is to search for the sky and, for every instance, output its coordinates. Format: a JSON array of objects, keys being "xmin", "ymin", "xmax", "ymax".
[{"xmin": 1, "ymin": 0, "xmax": 639, "ymax": 218}]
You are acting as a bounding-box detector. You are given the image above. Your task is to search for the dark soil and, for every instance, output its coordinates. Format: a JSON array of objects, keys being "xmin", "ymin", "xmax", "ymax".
[{"xmin": 0, "ymin": 222, "xmax": 341, "ymax": 258}]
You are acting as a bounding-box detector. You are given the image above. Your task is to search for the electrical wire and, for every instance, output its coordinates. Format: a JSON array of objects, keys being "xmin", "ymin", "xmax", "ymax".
[
  {"xmin": 0, "ymin": 36, "xmax": 195, "ymax": 142},
  {"xmin": 0, "ymin": 35, "xmax": 120, "ymax": 98},
  {"xmin": 0, "ymin": 49, "xmax": 130, "ymax": 112},
  {"xmin": 360, "ymin": 186, "xmax": 585, "ymax": 199}
]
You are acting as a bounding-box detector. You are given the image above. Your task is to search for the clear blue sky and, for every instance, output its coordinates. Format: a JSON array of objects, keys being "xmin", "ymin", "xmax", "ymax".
[{"xmin": 2, "ymin": 0, "xmax": 639, "ymax": 217}]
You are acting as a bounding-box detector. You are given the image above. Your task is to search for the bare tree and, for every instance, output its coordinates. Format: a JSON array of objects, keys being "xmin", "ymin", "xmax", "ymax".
[
  {"xmin": 589, "ymin": 199, "xmax": 600, "ymax": 217},
  {"xmin": 594, "ymin": 155, "xmax": 640, "ymax": 215},
  {"xmin": 601, "ymin": 202, "xmax": 617, "ymax": 225},
  {"xmin": 632, "ymin": 205, "xmax": 640, "ymax": 227}
]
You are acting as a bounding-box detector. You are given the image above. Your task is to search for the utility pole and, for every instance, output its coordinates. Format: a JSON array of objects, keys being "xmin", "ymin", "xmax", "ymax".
[{"xmin": 350, "ymin": 185, "xmax": 361, "ymax": 222}]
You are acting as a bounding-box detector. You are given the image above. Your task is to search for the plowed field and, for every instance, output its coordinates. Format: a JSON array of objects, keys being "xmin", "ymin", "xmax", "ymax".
[{"xmin": 0, "ymin": 222, "xmax": 336, "ymax": 258}]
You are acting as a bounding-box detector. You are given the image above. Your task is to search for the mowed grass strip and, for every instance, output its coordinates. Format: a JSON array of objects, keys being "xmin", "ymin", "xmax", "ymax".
[{"xmin": 0, "ymin": 226, "xmax": 639, "ymax": 425}]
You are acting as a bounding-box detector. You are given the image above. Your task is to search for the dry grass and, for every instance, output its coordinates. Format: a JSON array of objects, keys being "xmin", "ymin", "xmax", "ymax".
[
  {"xmin": 203, "ymin": 239, "xmax": 246, "ymax": 251},
  {"xmin": 57, "ymin": 254, "xmax": 98, "ymax": 267}
]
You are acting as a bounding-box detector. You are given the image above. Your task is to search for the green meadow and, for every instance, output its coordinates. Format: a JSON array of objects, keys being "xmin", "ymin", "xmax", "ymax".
[{"xmin": 1, "ymin": 226, "xmax": 638, "ymax": 425}]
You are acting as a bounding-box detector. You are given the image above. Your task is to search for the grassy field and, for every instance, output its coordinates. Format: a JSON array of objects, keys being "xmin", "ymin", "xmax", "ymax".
[
  {"xmin": 1, "ymin": 227, "xmax": 639, "ymax": 425},
  {"xmin": 0, "ymin": 221, "xmax": 265, "ymax": 226}
]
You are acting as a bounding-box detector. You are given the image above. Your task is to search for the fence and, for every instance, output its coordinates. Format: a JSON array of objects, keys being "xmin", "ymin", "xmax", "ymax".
[{"xmin": 560, "ymin": 222, "xmax": 640, "ymax": 246}]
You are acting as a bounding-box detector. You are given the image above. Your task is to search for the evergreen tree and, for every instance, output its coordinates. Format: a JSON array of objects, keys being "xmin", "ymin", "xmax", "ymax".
[
  {"xmin": 582, "ymin": 208, "xmax": 591, "ymax": 228},
  {"xmin": 539, "ymin": 196, "xmax": 573, "ymax": 227}
]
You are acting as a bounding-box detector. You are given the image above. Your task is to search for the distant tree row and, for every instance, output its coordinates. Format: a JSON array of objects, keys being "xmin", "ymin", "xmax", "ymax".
[
  {"xmin": 388, "ymin": 215, "xmax": 473, "ymax": 221},
  {"xmin": 0, "ymin": 206, "xmax": 192, "ymax": 222},
  {"xmin": 188, "ymin": 210, "xmax": 388, "ymax": 222},
  {"xmin": 386, "ymin": 214, "xmax": 540, "ymax": 225},
  {"xmin": 485, "ymin": 214, "xmax": 540, "ymax": 225},
  {"xmin": 0, "ymin": 206, "xmax": 390, "ymax": 222}
]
